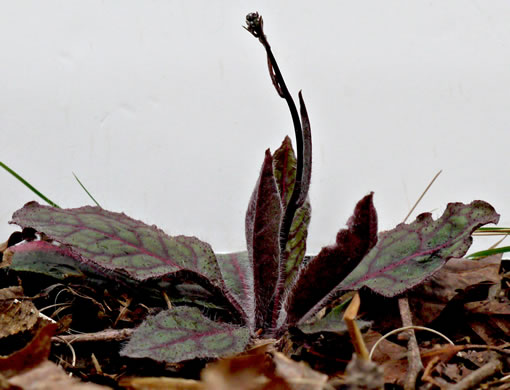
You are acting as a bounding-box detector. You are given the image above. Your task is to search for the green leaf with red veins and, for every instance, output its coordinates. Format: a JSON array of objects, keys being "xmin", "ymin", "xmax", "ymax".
[
  {"xmin": 272, "ymin": 137, "xmax": 311, "ymax": 287},
  {"xmin": 120, "ymin": 306, "xmax": 251, "ymax": 363},
  {"xmin": 10, "ymin": 202, "xmax": 223, "ymax": 287},
  {"xmin": 336, "ymin": 200, "xmax": 500, "ymax": 298},
  {"xmin": 245, "ymin": 149, "xmax": 282, "ymax": 329},
  {"xmin": 283, "ymin": 201, "xmax": 311, "ymax": 288},
  {"xmin": 216, "ymin": 252, "xmax": 255, "ymax": 330}
]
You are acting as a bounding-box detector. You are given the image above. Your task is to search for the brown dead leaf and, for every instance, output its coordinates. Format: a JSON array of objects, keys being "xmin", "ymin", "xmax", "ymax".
[
  {"xmin": 363, "ymin": 330, "xmax": 407, "ymax": 385},
  {"xmin": 409, "ymin": 255, "xmax": 502, "ymax": 324},
  {"xmin": 8, "ymin": 360, "xmax": 111, "ymax": 389},
  {"xmin": 0, "ymin": 287, "xmax": 38, "ymax": 338},
  {"xmin": 272, "ymin": 352, "xmax": 328, "ymax": 390},
  {"xmin": 0, "ymin": 319, "xmax": 58, "ymax": 378},
  {"xmin": 201, "ymin": 344, "xmax": 290, "ymax": 390},
  {"xmin": 464, "ymin": 299, "xmax": 510, "ymax": 315},
  {"xmin": 119, "ymin": 376, "xmax": 204, "ymax": 390}
]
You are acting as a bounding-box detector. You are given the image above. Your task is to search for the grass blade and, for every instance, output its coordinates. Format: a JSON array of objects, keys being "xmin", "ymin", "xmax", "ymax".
[
  {"xmin": 0, "ymin": 161, "xmax": 60, "ymax": 208},
  {"xmin": 72, "ymin": 172, "xmax": 101, "ymax": 208},
  {"xmin": 468, "ymin": 246, "xmax": 510, "ymax": 259}
]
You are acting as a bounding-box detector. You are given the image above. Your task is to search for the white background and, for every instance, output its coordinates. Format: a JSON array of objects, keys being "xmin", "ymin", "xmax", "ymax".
[{"xmin": 1, "ymin": 1, "xmax": 509, "ymax": 255}]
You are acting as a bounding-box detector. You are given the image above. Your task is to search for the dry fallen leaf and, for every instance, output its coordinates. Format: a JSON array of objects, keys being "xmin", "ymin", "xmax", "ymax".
[
  {"xmin": 8, "ymin": 360, "xmax": 111, "ymax": 390},
  {"xmin": 0, "ymin": 319, "xmax": 58, "ymax": 378},
  {"xmin": 118, "ymin": 376, "xmax": 203, "ymax": 390},
  {"xmin": 409, "ymin": 255, "xmax": 502, "ymax": 324},
  {"xmin": 0, "ymin": 286, "xmax": 39, "ymax": 338}
]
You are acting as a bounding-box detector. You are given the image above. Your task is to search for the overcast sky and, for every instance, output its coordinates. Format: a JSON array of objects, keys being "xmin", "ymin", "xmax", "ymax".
[{"xmin": 1, "ymin": 1, "xmax": 509, "ymax": 254}]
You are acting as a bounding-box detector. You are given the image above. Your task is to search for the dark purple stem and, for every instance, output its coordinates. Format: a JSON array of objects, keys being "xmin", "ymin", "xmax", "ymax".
[{"xmin": 245, "ymin": 12, "xmax": 308, "ymax": 329}]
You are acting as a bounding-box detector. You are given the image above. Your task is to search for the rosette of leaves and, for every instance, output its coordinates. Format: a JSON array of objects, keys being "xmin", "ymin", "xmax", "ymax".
[{"xmin": 7, "ymin": 13, "xmax": 500, "ymax": 363}]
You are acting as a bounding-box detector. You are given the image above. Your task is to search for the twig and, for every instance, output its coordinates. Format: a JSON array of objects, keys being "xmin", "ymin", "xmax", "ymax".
[
  {"xmin": 449, "ymin": 358, "xmax": 502, "ymax": 390},
  {"xmin": 52, "ymin": 328, "xmax": 135, "ymax": 344},
  {"xmin": 397, "ymin": 171, "xmax": 443, "ymax": 389},
  {"xmin": 344, "ymin": 292, "xmax": 369, "ymax": 360},
  {"xmin": 398, "ymin": 297, "xmax": 424, "ymax": 390}
]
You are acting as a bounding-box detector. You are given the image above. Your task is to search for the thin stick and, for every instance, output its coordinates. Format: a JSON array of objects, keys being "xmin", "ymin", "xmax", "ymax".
[
  {"xmin": 402, "ymin": 170, "xmax": 442, "ymax": 223},
  {"xmin": 398, "ymin": 298, "xmax": 424, "ymax": 390},
  {"xmin": 52, "ymin": 328, "xmax": 135, "ymax": 344},
  {"xmin": 449, "ymin": 358, "xmax": 502, "ymax": 390},
  {"xmin": 343, "ymin": 292, "xmax": 369, "ymax": 360}
]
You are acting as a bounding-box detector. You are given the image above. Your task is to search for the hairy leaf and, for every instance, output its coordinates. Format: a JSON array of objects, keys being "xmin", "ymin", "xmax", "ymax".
[
  {"xmin": 283, "ymin": 193, "xmax": 377, "ymax": 327},
  {"xmin": 337, "ymin": 200, "xmax": 500, "ymax": 297},
  {"xmin": 2, "ymin": 241, "xmax": 87, "ymax": 280},
  {"xmin": 245, "ymin": 150, "xmax": 282, "ymax": 328},
  {"xmin": 10, "ymin": 202, "xmax": 223, "ymax": 285},
  {"xmin": 282, "ymin": 201, "xmax": 311, "ymax": 289},
  {"xmin": 273, "ymin": 136, "xmax": 296, "ymax": 207},
  {"xmin": 216, "ymin": 251, "xmax": 255, "ymax": 330},
  {"xmin": 120, "ymin": 306, "xmax": 251, "ymax": 362}
]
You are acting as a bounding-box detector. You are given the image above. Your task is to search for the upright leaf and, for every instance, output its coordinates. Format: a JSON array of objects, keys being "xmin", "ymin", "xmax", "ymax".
[
  {"xmin": 282, "ymin": 201, "xmax": 311, "ymax": 288},
  {"xmin": 296, "ymin": 91, "xmax": 312, "ymax": 207},
  {"xmin": 10, "ymin": 202, "xmax": 224, "ymax": 287},
  {"xmin": 272, "ymin": 137, "xmax": 312, "ymax": 288},
  {"xmin": 216, "ymin": 251, "xmax": 255, "ymax": 330},
  {"xmin": 335, "ymin": 200, "xmax": 500, "ymax": 298},
  {"xmin": 120, "ymin": 306, "xmax": 251, "ymax": 363},
  {"xmin": 245, "ymin": 150, "xmax": 282, "ymax": 329},
  {"xmin": 282, "ymin": 193, "xmax": 377, "ymax": 328},
  {"xmin": 273, "ymin": 136, "xmax": 297, "ymax": 207}
]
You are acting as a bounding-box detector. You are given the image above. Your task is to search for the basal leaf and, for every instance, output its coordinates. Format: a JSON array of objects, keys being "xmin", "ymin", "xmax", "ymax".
[
  {"xmin": 245, "ymin": 150, "xmax": 282, "ymax": 329},
  {"xmin": 337, "ymin": 200, "xmax": 500, "ymax": 297},
  {"xmin": 120, "ymin": 306, "xmax": 251, "ymax": 362},
  {"xmin": 10, "ymin": 202, "xmax": 224, "ymax": 286},
  {"xmin": 2, "ymin": 241, "xmax": 87, "ymax": 280},
  {"xmin": 216, "ymin": 251, "xmax": 255, "ymax": 330},
  {"xmin": 297, "ymin": 302, "xmax": 371, "ymax": 335},
  {"xmin": 282, "ymin": 193, "xmax": 377, "ymax": 327}
]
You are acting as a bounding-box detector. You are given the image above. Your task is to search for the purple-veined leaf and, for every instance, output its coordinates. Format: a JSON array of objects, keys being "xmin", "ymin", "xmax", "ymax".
[
  {"xmin": 334, "ymin": 201, "xmax": 499, "ymax": 298},
  {"xmin": 282, "ymin": 201, "xmax": 311, "ymax": 289},
  {"xmin": 245, "ymin": 150, "xmax": 282, "ymax": 329},
  {"xmin": 282, "ymin": 193, "xmax": 377, "ymax": 328},
  {"xmin": 1, "ymin": 241, "xmax": 87, "ymax": 280},
  {"xmin": 216, "ymin": 251, "xmax": 255, "ymax": 330},
  {"xmin": 120, "ymin": 306, "xmax": 251, "ymax": 362},
  {"xmin": 10, "ymin": 202, "xmax": 224, "ymax": 287},
  {"xmin": 272, "ymin": 136, "xmax": 312, "ymax": 288}
]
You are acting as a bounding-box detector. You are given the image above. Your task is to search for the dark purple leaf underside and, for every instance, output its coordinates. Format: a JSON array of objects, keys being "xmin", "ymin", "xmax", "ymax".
[
  {"xmin": 283, "ymin": 193, "xmax": 378, "ymax": 327},
  {"xmin": 120, "ymin": 306, "xmax": 251, "ymax": 362},
  {"xmin": 216, "ymin": 251, "xmax": 255, "ymax": 330},
  {"xmin": 296, "ymin": 91, "xmax": 312, "ymax": 207},
  {"xmin": 272, "ymin": 136, "xmax": 296, "ymax": 207},
  {"xmin": 10, "ymin": 202, "xmax": 223, "ymax": 285},
  {"xmin": 245, "ymin": 150, "xmax": 283, "ymax": 328},
  {"xmin": 336, "ymin": 200, "xmax": 500, "ymax": 298},
  {"xmin": 2, "ymin": 241, "xmax": 87, "ymax": 279}
]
